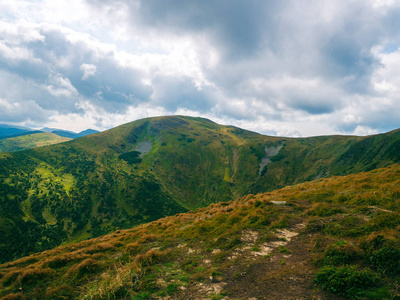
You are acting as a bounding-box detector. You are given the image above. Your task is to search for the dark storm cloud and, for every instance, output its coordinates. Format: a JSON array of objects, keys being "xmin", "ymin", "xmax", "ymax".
[
  {"xmin": 2, "ymin": 0, "xmax": 400, "ymax": 134},
  {"xmin": 87, "ymin": 0, "xmax": 279, "ymax": 60},
  {"xmin": 85, "ymin": 0, "xmax": 390, "ymax": 119}
]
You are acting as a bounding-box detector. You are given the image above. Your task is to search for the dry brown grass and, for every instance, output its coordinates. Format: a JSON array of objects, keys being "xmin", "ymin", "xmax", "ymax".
[
  {"xmin": 67, "ymin": 258, "xmax": 102, "ymax": 279},
  {"xmin": 126, "ymin": 241, "xmax": 141, "ymax": 254},
  {"xmin": 0, "ymin": 269, "xmax": 20, "ymax": 287},
  {"xmin": 0, "ymin": 293, "xmax": 25, "ymax": 300},
  {"xmin": 18, "ymin": 267, "xmax": 54, "ymax": 285},
  {"xmin": 133, "ymin": 249, "xmax": 169, "ymax": 272},
  {"xmin": 0, "ymin": 257, "xmax": 38, "ymax": 270},
  {"xmin": 79, "ymin": 242, "xmax": 116, "ymax": 254},
  {"xmin": 0, "ymin": 164, "xmax": 399, "ymax": 299},
  {"xmin": 44, "ymin": 284, "xmax": 75, "ymax": 299}
]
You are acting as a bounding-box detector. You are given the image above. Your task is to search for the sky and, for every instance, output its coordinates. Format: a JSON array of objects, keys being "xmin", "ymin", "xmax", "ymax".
[{"xmin": 0, "ymin": 0, "xmax": 400, "ymax": 137}]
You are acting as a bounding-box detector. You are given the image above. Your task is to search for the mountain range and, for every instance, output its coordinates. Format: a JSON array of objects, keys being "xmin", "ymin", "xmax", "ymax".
[
  {"xmin": 0, "ymin": 115, "xmax": 399, "ymax": 299},
  {"xmin": 0, "ymin": 124, "xmax": 99, "ymax": 140},
  {"xmin": 0, "ymin": 125, "xmax": 99, "ymax": 152}
]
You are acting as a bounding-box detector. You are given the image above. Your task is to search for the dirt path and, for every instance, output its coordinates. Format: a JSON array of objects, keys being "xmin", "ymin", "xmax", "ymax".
[{"xmin": 174, "ymin": 222, "xmax": 343, "ymax": 300}]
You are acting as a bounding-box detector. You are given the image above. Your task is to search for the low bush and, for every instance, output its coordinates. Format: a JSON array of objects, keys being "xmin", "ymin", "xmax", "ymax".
[
  {"xmin": 324, "ymin": 216, "xmax": 366, "ymax": 237},
  {"xmin": 370, "ymin": 245, "xmax": 400, "ymax": 275},
  {"xmin": 368, "ymin": 212, "xmax": 400, "ymax": 231},
  {"xmin": 314, "ymin": 265, "xmax": 380, "ymax": 299},
  {"xmin": 118, "ymin": 151, "xmax": 142, "ymax": 164},
  {"xmin": 323, "ymin": 242, "xmax": 364, "ymax": 266}
]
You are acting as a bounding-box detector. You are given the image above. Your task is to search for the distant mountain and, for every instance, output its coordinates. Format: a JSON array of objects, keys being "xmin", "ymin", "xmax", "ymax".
[
  {"xmin": 0, "ymin": 125, "xmax": 99, "ymax": 141},
  {"xmin": 0, "ymin": 132, "xmax": 72, "ymax": 153},
  {"xmin": 40, "ymin": 127, "xmax": 69, "ymax": 133},
  {"xmin": 0, "ymin": 125, "xmax": 98, "ymax": 151},
  {"xmin": 77, "ymin": 128, "xmax": 99, "ymax": 137},
  {"xmin": 0, "ymin": 115, "xmax": 399, "ymax": 264},
  {"xmin": 41, "ymin": 127, "xmax": 99, "ymax": 139},
  {"xmin": 0, "ymin": 124, "xmax": 34, "ymax": 139}
]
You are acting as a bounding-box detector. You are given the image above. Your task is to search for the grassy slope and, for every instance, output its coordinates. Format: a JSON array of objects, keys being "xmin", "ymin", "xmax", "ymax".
[
  {"xmin": 1, "ymin": 164, "xmax": 399, "ymax": 299},
  {"xmin": 0, "ymin": 116, "xmax": 400, "ymax": 264},
  {"xmin": 0, "ymin": 132, "xmax": 72, "ymax": 152}
]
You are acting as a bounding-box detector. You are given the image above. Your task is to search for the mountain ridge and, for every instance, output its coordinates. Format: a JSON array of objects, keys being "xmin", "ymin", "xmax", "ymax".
[
  {"xmin": 0, "ymin": 133, "xmax": 72, "ymax": 153},
  {"xmin": 0, "ymin": 115, "xmax": 399, "ymax": 264},
  {"xmin": 1, "ymin": 163, "xmax": 399, "ymax": 299},
  {"xmin": 0, "ymin": 124, "xmax": 99, "ymax": 140}
]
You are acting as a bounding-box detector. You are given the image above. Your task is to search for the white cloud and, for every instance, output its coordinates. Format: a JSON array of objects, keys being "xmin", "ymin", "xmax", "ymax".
[
  {"xmin": 45, "ymin": 73, "xmax": 78, "ymax": 97},
  {"xmin": 354, "ymin": 125, "xmax": 378, "ymax": 136},
  {"xmin": 0, "ymin": 0, "xmax": 400, "ymax": 136},
  {"xmin": 80, "ymin": 63, "xmax": 97, "ymax": 80}
]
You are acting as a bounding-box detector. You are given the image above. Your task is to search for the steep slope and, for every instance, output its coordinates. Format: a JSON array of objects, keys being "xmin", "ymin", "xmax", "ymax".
[
  {"xmin": 0, "ymin": 116, "xmax": 400, "ymax": 263},
  {"xmin": 0, "ymin": 132, "xmax": 72, "ymax": 152},
  {"xmin": 1, "ymin": 164, "xmax": 399, "ymax": 299}
]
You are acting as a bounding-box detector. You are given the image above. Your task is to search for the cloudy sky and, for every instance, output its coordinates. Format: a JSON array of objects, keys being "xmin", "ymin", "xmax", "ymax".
[{"xmin": 0, "ymin": 0, "xmax": 400, "ymax": 137}]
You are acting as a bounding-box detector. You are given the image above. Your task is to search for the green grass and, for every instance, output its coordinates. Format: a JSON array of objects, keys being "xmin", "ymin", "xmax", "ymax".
[
  {"xmin": 0, "ymin": 132, "xmax": 71, "ymax": 152},
  {"xmin": 1, "ymin": 164, "xmax": 400, "ymax": 299},
  {"xmin": 0, "ymin": 116, "xmax": 400, "ymax": 265}
]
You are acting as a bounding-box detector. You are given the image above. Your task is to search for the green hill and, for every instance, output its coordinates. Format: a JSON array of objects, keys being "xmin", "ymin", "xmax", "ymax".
[
  {"xmin": 0, "ymin": 116, "xmax": 400, "ymax": 263},
  {"xmin": 0, "ymin": 132, "xmax": 72, "ymax": 153},
  {"xmin": 1, "ymin": 164, "xmax": 399, "ymax": 299}
]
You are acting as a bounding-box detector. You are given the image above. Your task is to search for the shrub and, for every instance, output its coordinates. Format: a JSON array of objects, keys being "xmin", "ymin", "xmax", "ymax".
[
  {"xmin": 279, "ymin": 246, "xmax": 291, "ymax": 254},
  {"xmin": 166, "ymin": 283, "xmax": 179, "ymax": 295},
  {"xmin": 362, "ymin": 235, "xmax": 400, "ymax": 275},
  {"xmin": 368, "ymin": 212, "xmax": 400, "ymax": 231},
  {"xmin": 324, "ymin": 216, "xmax": 366, "ymax": 237},
  {"xmin": 221, "ymin": 237, "xmax": 242, "ymax": 250},
  {"xmin": 323, "ymin": 242, "xmax": 364, "ymax": 266},
  {"xmin": 370, "ymin": 245, "xmax": 400, "ymax": 275},
  {"xmin": 305, "ymin": 219, "xmax": 325, "ymax": 233},
  {"xmin": 314, "ymin": 265, "xmax": 380, "ymax": 299},
  {"xmin": 118, "ymin": 151, "xmax": 142, "ymax": 164},
  {"xmin": 132, "ymin": 292, "xmax": 150, "ymax": 300},
  {"xmin": 271, "ymin": 214, "xmax": 290, "ymax": 229}
]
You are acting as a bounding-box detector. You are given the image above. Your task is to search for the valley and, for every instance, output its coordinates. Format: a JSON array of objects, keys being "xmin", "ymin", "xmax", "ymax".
[
  {"xmin": 0, "ymin": 163, "xmax": 399, "ymax": 299},
  {"xmin": 0, "ymin": 116, "xmax": 399, "ymax": 264},
  {"xmin": 0, "ymin": 115, "xmax": 399, "ymax": 299}
]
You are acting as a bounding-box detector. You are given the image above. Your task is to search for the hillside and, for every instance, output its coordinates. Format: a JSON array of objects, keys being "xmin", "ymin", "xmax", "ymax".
[
  {"xmin": 1, "ymin": 164, "xmax": 399, "ymax": 299},
  {"xmin": 48, "ymin": 129, "xmax": 100, "ymax": 139},
  {"xmin": 0, "ymin": 125, "xmax": 34, "ymax": 139},
  {"xmin": 0, "ymin": 116, "xmax": 400, "ymax": 263},
  {"xmin": 0, "ymin": 132, "xmax": 72, "ymax": 153}
]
